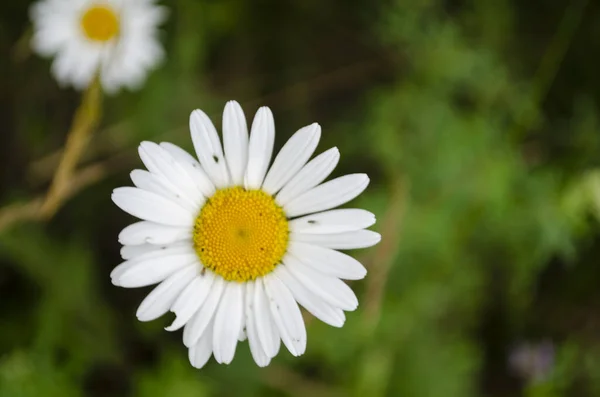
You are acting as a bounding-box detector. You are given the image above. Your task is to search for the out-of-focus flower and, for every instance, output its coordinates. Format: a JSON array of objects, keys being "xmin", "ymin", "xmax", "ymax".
[
  {"xmin": 111, "ymin": 101, "xmax": 380, "ymax": 368},
  {"xmin": 509, "ymin": 340, "xmax": 555, "ymax": 383},
  {"xmin": 30, "ymin": 0, "xmax": 167, "ymax": 93}
]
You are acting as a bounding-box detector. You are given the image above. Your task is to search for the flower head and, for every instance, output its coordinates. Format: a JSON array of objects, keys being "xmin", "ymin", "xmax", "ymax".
[
  {"xmin": 30, "ymin": 0, "xmax": 167, "ymax": 93},
  {"xmin": 111, "ymin": 101, "xmax": 380, "ymax": 368}
]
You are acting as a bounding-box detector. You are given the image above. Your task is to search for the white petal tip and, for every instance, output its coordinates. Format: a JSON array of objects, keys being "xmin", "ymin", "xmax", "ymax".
[
  {"xmin": 137, "ymin": 142, "xmax": 153, "ymax": 156},
  {"xmin": 225, "ymin": 99, "xmax": 242, "ymax": 108},
  {"xmin": 332, "ymin": 320, "xmax": 345, "ymax": 328},
  {"xmin": 255, "ymin": 106, "xmax": 274, "ymax": 122},
  {"xmin": 164, "ymin": 316, "xmax": 185, "ymax": 332},
  {"xmin": 311, "ymin": 123, "xmax": 322, "ymax": 136},
  {"xmin": 136, "ymin": 312, "xmax": 154, "ymax": 322},
  {"xmin": 371, "ymin": 232, "xmax": 382, "ymax": 244}
]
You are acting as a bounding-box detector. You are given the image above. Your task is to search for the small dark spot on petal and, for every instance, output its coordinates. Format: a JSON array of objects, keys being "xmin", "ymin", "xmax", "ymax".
[
  {"xmin": 212, "ymin": 155, "xmax": 219, "ymax": 163},
  {"xmin": 307, "ymin": 220, "xmax": 317, "ymax": 224}
]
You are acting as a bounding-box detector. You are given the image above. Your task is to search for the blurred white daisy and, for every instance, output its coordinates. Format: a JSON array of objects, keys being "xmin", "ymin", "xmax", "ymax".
[
  {"xmin": 111, "ymin": 101, "xmax": 380, "ymax": 368},
  {"xmin": 30, "ymin": 0, "xmax": 167, "ymax": 93}
]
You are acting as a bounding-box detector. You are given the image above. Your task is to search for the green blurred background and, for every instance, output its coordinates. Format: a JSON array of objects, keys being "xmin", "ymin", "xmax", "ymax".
[{"xmin": 2, "ymin": 0, "xmax": 600, "ymax": 396}]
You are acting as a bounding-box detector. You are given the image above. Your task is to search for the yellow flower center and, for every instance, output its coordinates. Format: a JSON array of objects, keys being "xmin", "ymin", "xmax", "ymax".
[
  {"xmin": 80, "ymin": 5, "xmax": 120, "ymax": 42},
  {"xmin": 193, "ymin": 187, "xmax": 289, "ymax": 282}
]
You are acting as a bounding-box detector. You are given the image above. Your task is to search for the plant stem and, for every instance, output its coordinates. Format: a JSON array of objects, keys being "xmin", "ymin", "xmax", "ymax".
[{"xmin": 39, "ymin": 77, "xmax": 103, "ymax": 218}]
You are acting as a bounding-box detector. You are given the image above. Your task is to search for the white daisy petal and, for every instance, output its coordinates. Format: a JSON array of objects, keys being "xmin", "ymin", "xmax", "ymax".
[
  {"xmin": 245, "ymin": 281, "xmax": 271, "ymax": 367},
  {"xmin": 244, "ymin": 107, "xmax": 275, "ymax": 189},
  {"xmin": 190, "ymin": 109, "xmax": 230, "ymax": 188},
  {"xmin": 253, "ymin": 280, "xmax": 281, "ymax": 358},
  {"xmin": 274, "ymin": 265, "xmax": 345, "ymax": 327},
  {"xmin": 31, "ymin": 22, "xmax": 73, "ymax": 56},
  {"xmin": 183, "ymin": 276, "xmax": 225, "ymax": 348},
  {"xmin": 136, "ymin": 264, "xmax": 197, "ymax": 322},
  {"xmin": 284, "ymin": 174, "xmax": 369, "ymax": 218},
  {"xmin": 138, "ymin": 141, "xmax": 204, "ymax": 206},
  {"xmin": 284, "ymin": 255, "xmax": 358, "ymax": 311},
  {"xmin": 118, "ymin": 221, "xmax": 191, "ymax": 246},
  {"xmin": 289, "ymin": 209, "xmax": 376, "ymax": 234},
  {"xmin": 238, "ymin": 289, "xmax": 247, "ymax": 342},
  {"xmin": 119, "ymin": 241, "xmax": 189, "ymax": 262},
  {"xmin": 291, "ymin": 230, "xmax": 381, "ymax": 250},
  {"xmin": 130, "ymin": 169, "xmax": 197, "ymax": 213},
  {"xmin": 51, "ymin": 42, "xmax": 84, "ymax": 86},
  {"xmin": 112, "ymin": 187, "xmax": 194, "ymax": 227},
  {"xmin": 110, "ymin": 246, "xmax": 191, "ymax": 281},
  {"xmin": 276, "ymin": 147, "xmax": 340, "ymax": 207},
  {"xmin": 287, "ymin": 242, "xmax": 367, "ymax": 280},
  {"xmin": 212, "ymin": 282, "xmax": 244, "ymax": 364},
  {"xmin": 165, "ymin": 270, "xmax": 215, "ymax": 332},
  {"xmin": 262, "ymin": 123, "xmax": 321, "ymax": 195},
  {"xmin": 263, "ymin": 275, "xmax": 307, "ymax": 357},
  {"xmin": 120, "ymin": 243, "xmax": 160, "ymax": 260},
  {"xmin": 238, "ymin": 325, "xmax": 247, "ymax": 342},
  {"xmin": 112, "ymin": 250, "xmax": 198, "ymax": 288},
  {"xmin": 223, "ymin": 100, "xmax": 249, "ymax": 185},
  {"xmin": 188, "ymin": 320, "xmax": 214, "ymax": 369},
  {"xmin": 159, "ymin": 142, "xmax": 216, "ymax": 197},
  {"xmin": 70, "ymin": 46, "xmax": 101, "ymax": 89}
]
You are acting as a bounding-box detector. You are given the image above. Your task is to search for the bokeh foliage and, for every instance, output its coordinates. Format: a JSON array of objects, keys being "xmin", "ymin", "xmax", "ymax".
[{"xmin": 2, "ymin": 0, "xmax": 600, "ymax": 396}]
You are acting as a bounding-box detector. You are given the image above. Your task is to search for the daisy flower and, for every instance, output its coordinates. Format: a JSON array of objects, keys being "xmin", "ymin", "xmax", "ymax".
[
  {"xmin": 111, "ymin": 101, "xmax": 380, "ymax": 368},
  {"xmin": 30, "ymin": 0, "xmax": 167, "ymax": 93}
]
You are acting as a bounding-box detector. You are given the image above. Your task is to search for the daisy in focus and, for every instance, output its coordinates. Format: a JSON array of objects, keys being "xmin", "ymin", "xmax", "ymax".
[
  {"xmin": 111, "ymin": 101, "xmax": 380, "ymax": 368},
  {"xmin": 30, "ymin": 0, "xmax": 167, "ymax": 93}
]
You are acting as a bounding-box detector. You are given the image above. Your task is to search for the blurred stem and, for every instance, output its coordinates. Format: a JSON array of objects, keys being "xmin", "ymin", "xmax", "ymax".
[
  {"xmin": 0, "ymin": 163, "xmax": 109, "ymax": 232},
  {"xmin": 39, "ymin": 77, "xmax": 103, "ymax": 218},
  {"xmin": 513, "ymin": 0, "xmax": 588, "ymax": 137},
  {"xmin": 361, "ymin": 178, "xmax": 407, "ymax": 335},
  {"xmin": 353, "ymin": 178, "xmax": 407, "ymax": 397}
]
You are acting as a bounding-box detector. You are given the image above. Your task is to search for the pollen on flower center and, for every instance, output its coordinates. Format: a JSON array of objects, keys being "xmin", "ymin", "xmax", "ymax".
[
  {"xmin": 193, "ymin": 187, "xmax": 289, "ymax": 282},
  {"xmin": 80, "ymin": 5, "xmax": 119, "ymax": 42}
]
